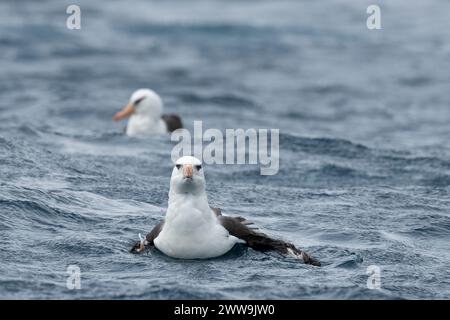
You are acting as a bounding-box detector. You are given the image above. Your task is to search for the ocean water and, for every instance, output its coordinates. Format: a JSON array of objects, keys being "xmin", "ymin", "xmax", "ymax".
[{"xmin": 1, "ymin": 0, "xmax": 450, "ymax": 299}]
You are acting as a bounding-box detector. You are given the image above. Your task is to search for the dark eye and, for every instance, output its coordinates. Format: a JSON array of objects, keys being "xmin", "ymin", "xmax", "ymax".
[
  {"xmin": 195, "ymin": 165, "xmax": 202, "ymax": 171},
  {"xmin": 176, "ymin": 164, "xmax": 181, "ymax": 170},
  {"xmin": 134, "ymin": 97, "xmax": 145, "ymax": 106}
]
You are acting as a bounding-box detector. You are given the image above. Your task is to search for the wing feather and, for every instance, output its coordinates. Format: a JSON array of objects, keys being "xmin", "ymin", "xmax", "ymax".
[{"xmin": 216, "ymin": 209, "xmax": 320, "ymax": 266}]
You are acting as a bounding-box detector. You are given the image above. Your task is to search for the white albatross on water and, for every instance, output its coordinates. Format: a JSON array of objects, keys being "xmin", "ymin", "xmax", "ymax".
[
  {"xmin": 131, "ymin": 156, "xmax": 321, "ymax": 266},
  {"xmin": 113, "ymin": 88, "xmax": 182, "ymax": 136}
]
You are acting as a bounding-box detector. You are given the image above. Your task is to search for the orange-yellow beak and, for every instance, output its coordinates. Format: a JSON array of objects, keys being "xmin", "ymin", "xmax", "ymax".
[
  {"xmin": 183, "ymin": 164, "xmax": 193, "ymax": 179},
  {"xmin": 113, "ymin": 102, "xmax": 134, "ymax": 122}
]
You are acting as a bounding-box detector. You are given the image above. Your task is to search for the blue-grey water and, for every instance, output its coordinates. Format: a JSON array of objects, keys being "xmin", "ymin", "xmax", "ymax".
[{"xmin": 1, "ymin": 0, "xmax": 450, "ymax": 299}]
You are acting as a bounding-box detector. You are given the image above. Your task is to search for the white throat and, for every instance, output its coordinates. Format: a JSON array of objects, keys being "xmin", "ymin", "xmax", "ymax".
[{"xmin": 167, "ymin": 191, "xmax": 210, "ymax": 218}]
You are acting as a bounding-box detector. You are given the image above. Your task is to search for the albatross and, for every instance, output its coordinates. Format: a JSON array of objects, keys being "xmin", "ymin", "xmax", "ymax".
[
  {"xmin": 113, "ymin": 88, "xmax": 182, "ymax": 136},
  {"xmin": 131, "ymin": 156, "xmax": 320, "ymax": 266}
]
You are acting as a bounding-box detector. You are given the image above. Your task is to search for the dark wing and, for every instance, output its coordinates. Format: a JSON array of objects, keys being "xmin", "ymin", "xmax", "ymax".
[
  {"xmin": 161, "ymin": 114, "xmax": 183, "ymax": 132},
  {"xmin": 214, "ymin": 207, "xmax": 320, "ymax": 266},
  {"xmin": 130, "ymin": 220, "xmax": 164, "ymax": 253}
]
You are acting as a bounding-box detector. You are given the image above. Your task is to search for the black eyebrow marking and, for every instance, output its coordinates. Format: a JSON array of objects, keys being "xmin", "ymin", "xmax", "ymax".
[{"xmin": 134, "ymin": 97, "xmax": 146, "ymax": 106}]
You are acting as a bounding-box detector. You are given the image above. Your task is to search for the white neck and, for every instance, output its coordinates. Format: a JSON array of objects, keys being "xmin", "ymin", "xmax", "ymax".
[
  {"xmin": 126, "ymin": 114, "xmax": 166, "ymax": 136},
  {"xmin": 168, "ymin": 191, "xmax": 209, "ymax": 209},
  {"xmin": 166, "ymin": 191, "xmax": 210, "ymax": 220}
]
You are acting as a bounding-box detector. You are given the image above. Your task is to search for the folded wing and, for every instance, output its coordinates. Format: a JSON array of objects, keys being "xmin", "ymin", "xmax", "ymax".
[
  {"xmin": 161, "ymin": 114, "xmax": 183, "ymax": 132},
  {"xmin": 213, "ymin": 207, "xmax": 321, "ymax": 266}
]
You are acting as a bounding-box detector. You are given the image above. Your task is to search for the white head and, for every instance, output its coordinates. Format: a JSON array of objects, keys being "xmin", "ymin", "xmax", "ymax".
[
  {"xmin": 113, "ymin": 88, "xmax": 163, "ymax": 122},
  {"xmin": 169, "ymin": 156, "xmax": 205, "ymax": 196}
]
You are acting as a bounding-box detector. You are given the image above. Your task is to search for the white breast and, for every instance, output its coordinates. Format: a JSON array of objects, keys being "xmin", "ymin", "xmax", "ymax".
[
  {"xmin": 154, "ymin": 202, "xmax": 241, "ymax": 259},
  {"xmin": 126, "ymin": 115, "xmax": 167, "ymax": 136}
]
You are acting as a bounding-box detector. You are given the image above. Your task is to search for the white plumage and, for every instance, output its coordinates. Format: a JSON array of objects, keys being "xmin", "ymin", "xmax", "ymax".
[
  {"xmin": 154, "ymin": 156, "xmax": 243, "ymax": 259},
  {"xmin": 113, "ymin": 89, "xmax": 169, "ymax": 136}
]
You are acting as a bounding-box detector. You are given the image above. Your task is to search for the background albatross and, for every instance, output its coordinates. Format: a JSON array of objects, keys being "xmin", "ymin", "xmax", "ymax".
[
  {"xmin": 131, "ymin": 156, "xmax": 320, "ymax": 266},
  {"xmin": 113, "ymin": 88, "xmax": 182, "ymax": 136}
]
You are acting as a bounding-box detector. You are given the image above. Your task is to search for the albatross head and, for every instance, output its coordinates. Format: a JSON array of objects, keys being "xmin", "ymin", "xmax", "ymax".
[
  {"xmin": 113, "ymin": 88, "xmax": 163, "ymax": 122},
  {"xmin": 170, "ymin": 156, "xmax": 205, "ymax": 195}
]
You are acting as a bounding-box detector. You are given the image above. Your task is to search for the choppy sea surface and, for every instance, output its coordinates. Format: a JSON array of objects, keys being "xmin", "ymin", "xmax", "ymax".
[{"xmin": 1, "ymin": 0, "xmax": 450, "ymax": 299}]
